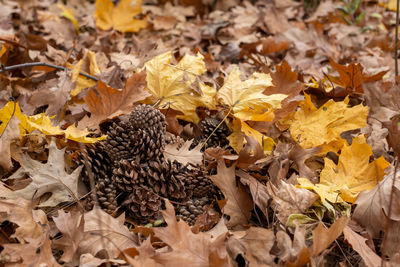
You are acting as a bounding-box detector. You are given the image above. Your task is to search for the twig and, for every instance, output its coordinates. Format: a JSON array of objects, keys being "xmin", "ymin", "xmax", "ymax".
[
  {"xmin": 0, "ymin": 62, "xmax": 99, "ymax": 82},
  {"xmin": 395, "ymin": 0, "xmax": 399, "ymax": 78}
]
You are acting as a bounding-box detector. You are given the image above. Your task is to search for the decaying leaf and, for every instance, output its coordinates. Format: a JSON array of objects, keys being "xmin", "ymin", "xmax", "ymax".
[
  {"xmin": 298, "ymin": 135, "xmax": 390, "ymax": 203},
  {"xmin": 210, "ymin": 161, "xmax": 253, "ymax": 227},
  {"xmin": 3, "ymin": 139, "xmax": 82, "ymax": 207}
]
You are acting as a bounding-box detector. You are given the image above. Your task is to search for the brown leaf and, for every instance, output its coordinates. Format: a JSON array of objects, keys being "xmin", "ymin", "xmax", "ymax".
[
  {"xmin": 343, "ymin": 225, "xmax": 381, "ymax": 267},
  {"xmin": 236, "ymin": 170, "xmax": 271, "ymax": 219},
  {"xmin": 0, "ymin": 115, "xmax": 20, "ymax": 171},
  {"xmin": 311, "ymin": 216, "xmax": 349, "ymax": 256},
  {"xmin": 124, "ymin": 238, "xmax": 162, "ymax": 267},
  {"xmin": 163, "ymin": 140, "xmax": 203, "ymax": 167},
  {"xmin": 288, "ymin": 145, "xmax": 321, "ymax": 180},
  {"xmin": 276, "ymin": 226, "xmax": 308, "ymax": 263},
  {"xmin": 1, "ymin": 226, "xmax": 62, "ymax": 267},
  {"xmin": 267, "ymin": 180, "xmax": 318, "ymax": 224},
  {"xmin": 0, "ymin": 197, "xmax": 47, "ymax": 243},
  {"xmin": 52, "ymin": 210, "xmax": 85, "ymax": 264},
  {"xmin": 210, "ymin": 161, "xmax": 253, "ymax": 227},
  {"xmin": 153, "ymin": 200, "xmax": 231, "ymax": 267},
  {"xmin": 228, "ymin": 227, "xmax": 275, "ymax": 266},
  {"xmin": 236, "ymin": 135, "xmax": 264, "ymax": 169},
  {"xmin": 353, "ymin": 168, "xmax": 400, "ymax": 238},
  {"xmin": 83, "ymin": 71, "xmax": 150, "ymax": 129},
  {"xmin": 79, "ymin": 207, "xmax": 138, "ymax": 258}
]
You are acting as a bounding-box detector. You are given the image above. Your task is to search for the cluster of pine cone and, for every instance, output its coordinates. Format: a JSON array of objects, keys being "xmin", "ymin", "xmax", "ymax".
[{"xmin": 80, "ymin": 105, "xmax": 230, "ymax": 225}]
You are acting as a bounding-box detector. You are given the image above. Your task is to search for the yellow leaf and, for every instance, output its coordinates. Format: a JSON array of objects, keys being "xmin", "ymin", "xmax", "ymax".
[
  {"xmin": 379, "ymin": 0, "xmax": 397, "ymax": 11},
  {"xmin": 286, "ymin": 94, "xmax": 368, "ymax": 154},
  {"xmin": 0, "ymin": 44, "xmax": 6, "ymax": 58},
  {"xmin": 95, "ymin": 0, "xmax": 147, "ymax": 33},
  {"xmin": 217, "ymin": 69, "xmax": 287, "ymax": 122},
  {"xmin": 68, "ymin": 56, "xmax": 98, "ymax": 97},
  {"xmin": 58, "ymin": 4, "xmax": 79, "ymax": 31},
  {"xmin": 0, "ymin": 102, "xmax": 105, "ymax": 143},
  {"xmin": 298, "ymin": 135, "xmax": 390, "ymax": 203},
  {"xmin": 144, "ymin": 51, "xmax": 216, "ymax": 123}
]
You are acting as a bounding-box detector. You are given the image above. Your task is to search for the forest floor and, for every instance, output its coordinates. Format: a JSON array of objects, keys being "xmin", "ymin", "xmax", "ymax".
[{"xmin": 1, "ymin": 0, "xmax": 400, "ymax": 266}]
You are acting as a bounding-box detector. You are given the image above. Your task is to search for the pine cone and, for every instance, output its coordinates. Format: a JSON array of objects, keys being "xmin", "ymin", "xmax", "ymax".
[
  {"xmin": 184, "ymin": 165, "xmax": 218, "ymax": 199},
  {"xmin": 195, "ymin": 118, "xmax": 230, "ymax": 149},
  {"xmin": 78, "ymin": 143, "xmax": 117, "ymax": 213},
  {"xmin": 176, "ymin": 197, "xmax": 209, "ymax": 225},
  {"xmin": 103, "ymin": 105, "xmax": 167, "ymax": 162},
  {"xmin": 122, "ymin": 187, "xmax": 162, "ymax": 223},
  {"xmin": 112, "ymin": 157, "xmax": 187, "ymax": 200}
]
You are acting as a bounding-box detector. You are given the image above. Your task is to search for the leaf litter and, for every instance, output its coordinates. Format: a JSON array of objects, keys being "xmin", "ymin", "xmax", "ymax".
[{"xmin": 1, "ymin": 0, "xmax": 400, "ymax": 266}]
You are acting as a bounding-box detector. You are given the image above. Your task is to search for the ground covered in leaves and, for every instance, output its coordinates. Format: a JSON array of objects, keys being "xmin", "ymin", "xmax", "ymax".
[{"xmin": 1, "ymin": 0, "xmax": 400, "ymax": 266}]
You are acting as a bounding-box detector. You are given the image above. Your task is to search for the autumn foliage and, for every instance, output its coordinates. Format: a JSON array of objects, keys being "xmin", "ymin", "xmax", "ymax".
[{"xmin": 1, "ymin": 0, "xmax": 400, "ymax": 266}]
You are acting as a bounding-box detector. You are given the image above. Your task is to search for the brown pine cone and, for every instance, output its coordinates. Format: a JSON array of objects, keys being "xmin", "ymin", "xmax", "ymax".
[
  {"xmin": 194, "ymin": 117, "xmax": 231, "ymax": 149},
  {"xmin": 122, "ymin": 187, "xmax": 162, "ymax": 223},
  {"xmin": 176, "ymin": 197, "xmax": 209, "ymax": 226}
]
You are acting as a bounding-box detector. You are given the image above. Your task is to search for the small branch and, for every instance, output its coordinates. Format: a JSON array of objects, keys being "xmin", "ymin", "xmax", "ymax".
[{"xmin": 0, "ymin": 62, "xmax": 99, "ymax": 82}]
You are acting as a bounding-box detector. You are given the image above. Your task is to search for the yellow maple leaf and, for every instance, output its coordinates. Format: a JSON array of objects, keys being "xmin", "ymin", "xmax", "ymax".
[
  {"xmin": 95, "ymin": 0, "xmax": 147, "ymax": 32},
  {"xmin": 285, "ymin": 93, "xmax": 368, "ymax": 154},
  {"xmin": 144, "ymin": 51, "xmax": 216, "ymax": 123},
  {"xmin": 0, "ymin": 102, "xmax": 105, "ymax": 143},
  {"xmin": 217, "ymin": 68, "xmax": 287, "ymax": 122},
  {"xmin": 298, "ymin": 135, "xmax": 390, "ymax": 203}
]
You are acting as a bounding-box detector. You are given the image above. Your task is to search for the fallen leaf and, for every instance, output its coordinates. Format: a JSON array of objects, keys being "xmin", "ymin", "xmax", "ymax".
[
  {"xmin": 153, "ymin": 200, "xmax": 230, "ymax": 266},
  {"xmin": 124, "ymin": 238, "xmax": 161, "ymax": 267},
  {"xmin": 268, "ymin": 180, "xmax": 318, "ymax": 224},
  {"xmin": 52, "ymin": 210, "xmax": 85, "ymax": 264},
  {"xmin": 311, "ymin": 216, "xmax": 349, "ymax": 256},
  {"xmin": 95, "ymin": 0, "xmax": 147, "ymax": 32},
  {"xmin": 284, "ymin": 93, "xmax": 369, "ymax": 154},
  {"xmin": 3, "ymin": 139, "xmax": 82, "ymax": 207},
  {"xmin": 0, "ymin": 226, "xmax": 62, "ymax": 267},
  {"xmin": 79, "ymin": 207, "xmax": 138, "ymax": 258},
  {"xmin": 163, "ymin": 140, "xmax": 202, "ymax": 166},
  {"xmin": 217, "ymin": 68, "xmax": 286, "ymax": 122},
  {"xmin": 0, "ymin": 115, "xmax": 20, "ymax": 170},
  {"xmin": 210, "ymin": 161, "xmax": 253, "ymax": 227},
  {"xmin": 79, "ymin": 253, "xmax": 127, "ymax": 267},
  {"xmin": 0, "ymin": 197, "xmax": 48, "ymax": 243},
  {"xmin": 276, "ymin": 226, "xmax": 308, "ymax": 263},
  {"xmin": 343, "ymin": 225, "xmax": 381, "ymax": 267},
  {"xmin": 84, "ymin": 71, "xmax": 149, "ymax": 129},
  {"xmin": 144, "ymin": 51, "xmax": 216, "ymax": 123},
  {"xmin": 298, "ymin": 135, "xmax": 390, "ymax": 203}
]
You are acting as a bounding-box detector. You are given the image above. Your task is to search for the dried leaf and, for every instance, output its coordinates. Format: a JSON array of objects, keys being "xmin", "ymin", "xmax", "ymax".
[
  {"xmin": 0, "ymin": 115, "xmax": 20, "ymax": 170},
  {"xmin": 79, "ymin": 207, "xmax": 138, "ymax": 258},
  {"xmin": 84, "ymin": 72, "xmax": 149, "ymax": 129},
  {"xmin": 210, "ymin": 161, "xmax": 253, "ymax": 227},
  {"xmin": 3, "ymin": 139, "xmax": 82, "ymax": 207},
  {"xmin": 163, "ymin": 140, "xmax": 202, "ymax": 166},
  {"xmin": 153, "ymin": 200, "xmax": 230, "ymax": 267},
  {"xmin": 343, "ymin": 226, "xmax": 381, "ymax": 267}
]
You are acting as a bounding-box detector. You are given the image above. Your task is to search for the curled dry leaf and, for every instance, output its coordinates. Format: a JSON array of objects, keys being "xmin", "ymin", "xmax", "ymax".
[
  {"xmin": 0, "ymin": 115, "xmax": 20, "ymax": 171},
  {"xmin": 153, "ymin": 200, "xmax": 231, "ymax": 267},
  {"xmin": 210, "ymin": 161, "xmax": 253, "ymax": 228},
  {"xmin": 163, "ymin": 139, "xmax": 203, "ymax": 167},
  {"xmin": 267, "ymin": 180, "xmax": 318, "ymax": 225},
  {"xmin": 276, "ymin": 226, "xmax": 308, "ymax": 263},
  {"xmin": 3, "ymin": 139, "xmax": 82, "ymax": 207}
]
